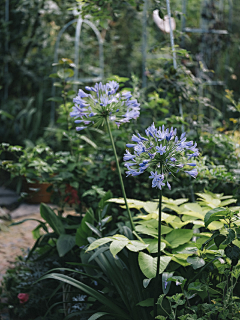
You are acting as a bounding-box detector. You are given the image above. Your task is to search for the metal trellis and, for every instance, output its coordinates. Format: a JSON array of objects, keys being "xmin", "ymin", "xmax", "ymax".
[{"xmin": 51, "ymin": 15, "xmax": 104, "ymax": 123}]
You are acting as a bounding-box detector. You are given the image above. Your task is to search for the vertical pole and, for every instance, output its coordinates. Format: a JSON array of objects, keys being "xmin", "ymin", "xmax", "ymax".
[
  {"xmin": 181, "ymin": 0, "xmax": 188, "ymax": 47},
  {"xmin": 4, "ymin": 0, "xmax": 9, "ymax": 100},
  {"xmin": 166, "ymin": 0, "xmax": 184, "ymax": 132},
  {"xmin": 74, "ymin": 16, "xmax": 83, "ymax": 92},
  {"xmin": 166, "ymin": 0, "xmax": 177, "ymax": 69},
  {"xmin": 142, "ymin": 0, "xmax": 148, "ymax": 88}
]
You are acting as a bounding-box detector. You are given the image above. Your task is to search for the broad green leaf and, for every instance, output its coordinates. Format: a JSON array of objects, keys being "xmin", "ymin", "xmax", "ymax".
[
  {"xmin": 161, "ymin": 225, "xmax": 173, "ymax": 234},
  {"xmin": 143, "ymin": 201, "xmax": 158, "ymax": 213},
  {"xmin": 165, "ymin": 229, "xmax": 193, "ymax": 248},
  {"xmin": 192, "ymin": 221, "xmax": 204, "ymax": 226},
  {"xmin": 110, "ymin": 240, "xmax": 128, "ymax": 257},
  {"xmin": 86, "ymin": 237, "xmax": 112, "ymax": 251},
  {"xmin": 201, "ymin": 230, "xmax": 221, "ymax": 250},
  {"xmin": 137, "ymin": 219, "xmax": 158, "ymax": 228},
  {"xmin": 214, "ymin": 235, "xmax": 226, "ymax": 248},
  {"xmin": 204, "ymin": 207, "xmax": 228, "ymax": 227},
  {"xmin": 162, "ymin": 197, "xmax": 188, "ymax": 206},
  {"xmin": 181, "ymin": 211, "xmax": 204, "ymax": 220},
  {"xmin": 138, "ymin": 252, "xmax": 171, "ymax": 278},
  {"xmin": 222, "ymin": 229, "xmax": 235, "ymax": 245},
  {"xmin": 135, "ymin": 225, "xmax": 158, "ymax": 237},
  {"xmin": 143, "ymin": 239, "xmax": 166, "ymax": 253},
  {"xmin": 40, "ymin": 203, "xmax": 65, "ymax": 235},
  {"xmin": 76, "ymin": 209, "xmax": 94, "ymax": 246},
  {"xmin": 164, "ymin": 213, "xmax": 177, "ymax": 223},
  {"xmin": 167, "ymin": 276, "xmax": 186, "ymax": 285},
  {"xmin": 137, "ymin": 298, "xmax": 154, "ymax": 307},
  {"xmin": 136, "ymin": 224, "xmax": 172, "ymax": 237},
  {"xmin": 183, "ymin": 203, "xmax": 204, "ymax": 215},
  {"xmin": 112, "ymin": 234, "xmax": 129, "ymax": 241},
  {"xmin": 187, "ymin": 256, "xmax": 205, "ymax": 269},
  {"xmin": 216, "ymin": 281, "xmax": 227, "ymax": 290},
  {"xmin": 57, "ymin": 68, "xmax": 74, "ymax": 79},
  {"xmin": 207, "ymin": 221, "xmax": 224, "ymax": 230},
  {"xmin": 108, "ymin": 198, "xmax": 145, "ymax": 209},
  {"xmin": 169, "ymin": 219, "xmax": 193, "ymax": 229},
  {"xmin": 172, "ymin": 243, "xmax": 198, "ymax": 254},
  {"xmin": 137, "ymin": 212, "xmax": 158, "ymax": 220},
  {"xmin": 188, "ymin": 281, "xmax": 204, "ymax": 292},
  {"xmin": 220, "ymin": 199, "xmax": 237, "ymax": 206},
  {"xmin": 143, "ymin": 278, "xmax": 152, "ymax": 288},
  {"xmin": 126, "ymin": 240, "xmax": 149, "ymax": 252},
  {"xmin": 166, "ymin": 253, "xmax": 191, "ymax": 266},
  {"xmin": 163, "ymin": 203, "xmax": 182, "ymax": 214},
  {"xmin": 56, "ymin": 234, "xmax": 76, "ymax": 257}
]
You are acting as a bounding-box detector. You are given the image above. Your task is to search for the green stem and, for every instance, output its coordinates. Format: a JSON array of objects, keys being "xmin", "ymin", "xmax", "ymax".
[
  {"xmin": 105, "ymin": 117, "xmax": 135, "ymax": 231},
  {"xmin": 154, "ymin": 188, "xmax": 163, "ymax": 318}
]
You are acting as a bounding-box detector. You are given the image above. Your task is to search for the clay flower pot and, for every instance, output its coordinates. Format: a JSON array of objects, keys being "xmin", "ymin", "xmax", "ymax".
[{"xmin": 22, "ymin": 180, "xmax": 52, "ymax": 204}]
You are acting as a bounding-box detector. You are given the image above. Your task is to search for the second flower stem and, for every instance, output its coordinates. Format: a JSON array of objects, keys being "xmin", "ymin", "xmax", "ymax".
[
  {"xmin": 154, "ymin": 187, "xmax": 163, "ymax": 318},
  {"xmin": 105, "ymin": 117, "xmax": 135, "ymax": 231}
]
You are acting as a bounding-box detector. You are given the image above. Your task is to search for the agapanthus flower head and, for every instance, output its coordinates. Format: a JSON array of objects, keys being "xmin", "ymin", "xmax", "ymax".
[
  {"xmin": 124, "ymin": 123, "xmax": 199, "ymax": 190},
  {"xmin": 70, "ymin": 81, "xmax": 140, "ymax": 130}
]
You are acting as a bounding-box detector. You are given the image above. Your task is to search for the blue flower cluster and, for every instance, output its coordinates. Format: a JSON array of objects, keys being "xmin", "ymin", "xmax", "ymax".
[
  {"xmin": 124, "ymin": 123, "xmax": 199, "ymax": 190},
  {"xmin": 70, "ymin": 81, "xmax": 140, "ymax": 130}
]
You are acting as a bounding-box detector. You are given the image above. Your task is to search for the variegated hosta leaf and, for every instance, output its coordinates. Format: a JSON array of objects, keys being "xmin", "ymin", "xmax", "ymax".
[
  {"xmin": 137, "ymin": 211, "xmax": 176, "ymax": 222},
  {"xmin": 180, "ymin": 210, "xmax": 204, "ymax": 220},
  {"xmin": 86, "ymin": 235, "xmax": 149, "ymax": 257},
  {"xmin": 196, "ymin": 191, "xmax": 236, "ymax": 209},
  {"xmin": 107, "ymin": 198, "xmax": 145, "ymax": 209},
  {"xmin": 162, "ymin": 197, "xmax": 189, "ymax": 206},
  {"xmin": 183, "ymin": 203, "xmax": 204, "ymax": 215}
]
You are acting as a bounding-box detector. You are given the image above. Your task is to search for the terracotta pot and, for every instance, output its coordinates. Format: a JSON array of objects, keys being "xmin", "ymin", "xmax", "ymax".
[{"xmin": 22, "ymin": 180, "xmax": 52, "ymax": 204}]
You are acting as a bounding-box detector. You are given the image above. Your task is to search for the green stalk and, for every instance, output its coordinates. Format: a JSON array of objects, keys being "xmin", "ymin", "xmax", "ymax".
[
  {"xmin": 154, "ymin": 188, "xmax": 163, "ymax": 318},
  {"xmin": 105, "ymin": 117, "xmax": 135, "ymax": 231}
]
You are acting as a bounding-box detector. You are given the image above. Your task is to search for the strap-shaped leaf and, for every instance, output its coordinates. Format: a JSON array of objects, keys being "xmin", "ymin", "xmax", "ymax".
[
  {"xmin": 40, "ymin": 203, "xmax": 65, "ymax": 235},
  {"xmin": 88, "ymin": 312, "xmax": 109, "ymax": 320},
  {"xmin": 39, "ymin": 273, "xmax": 131, "ymax": 320}
]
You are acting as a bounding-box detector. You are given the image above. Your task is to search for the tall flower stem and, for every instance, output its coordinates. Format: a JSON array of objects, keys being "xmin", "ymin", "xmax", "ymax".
[
  {"xmin": 154, "ymin": 187, "xmax": 163, "ymax": 318},
  {"xmin": 105, "ymin": 117, "xmax": 135, "ymax": 231}
]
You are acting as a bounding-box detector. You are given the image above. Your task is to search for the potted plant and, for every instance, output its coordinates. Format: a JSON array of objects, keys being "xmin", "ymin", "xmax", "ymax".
[{"xmin": 0, "ymin": 143, "xmax": 59, "ymax": 203}]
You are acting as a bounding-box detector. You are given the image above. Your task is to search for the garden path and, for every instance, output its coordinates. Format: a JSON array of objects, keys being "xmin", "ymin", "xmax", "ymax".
[
  {"xmin": 0, "ymin": 186, "xmax": 55, "ymax": 281},
  {"xmin": 0, "ymin": 186, "xmax": 44, "ymax": 320}
]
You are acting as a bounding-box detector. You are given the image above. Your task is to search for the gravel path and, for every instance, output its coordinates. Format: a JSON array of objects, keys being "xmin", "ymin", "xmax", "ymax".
[
  {"xmin": 0, "ymin": 211, "xmax": 42, "ymax": 282},
  {"xmin": 0, "ymin": 202, "xmax": 43, "ymax": 320}
]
